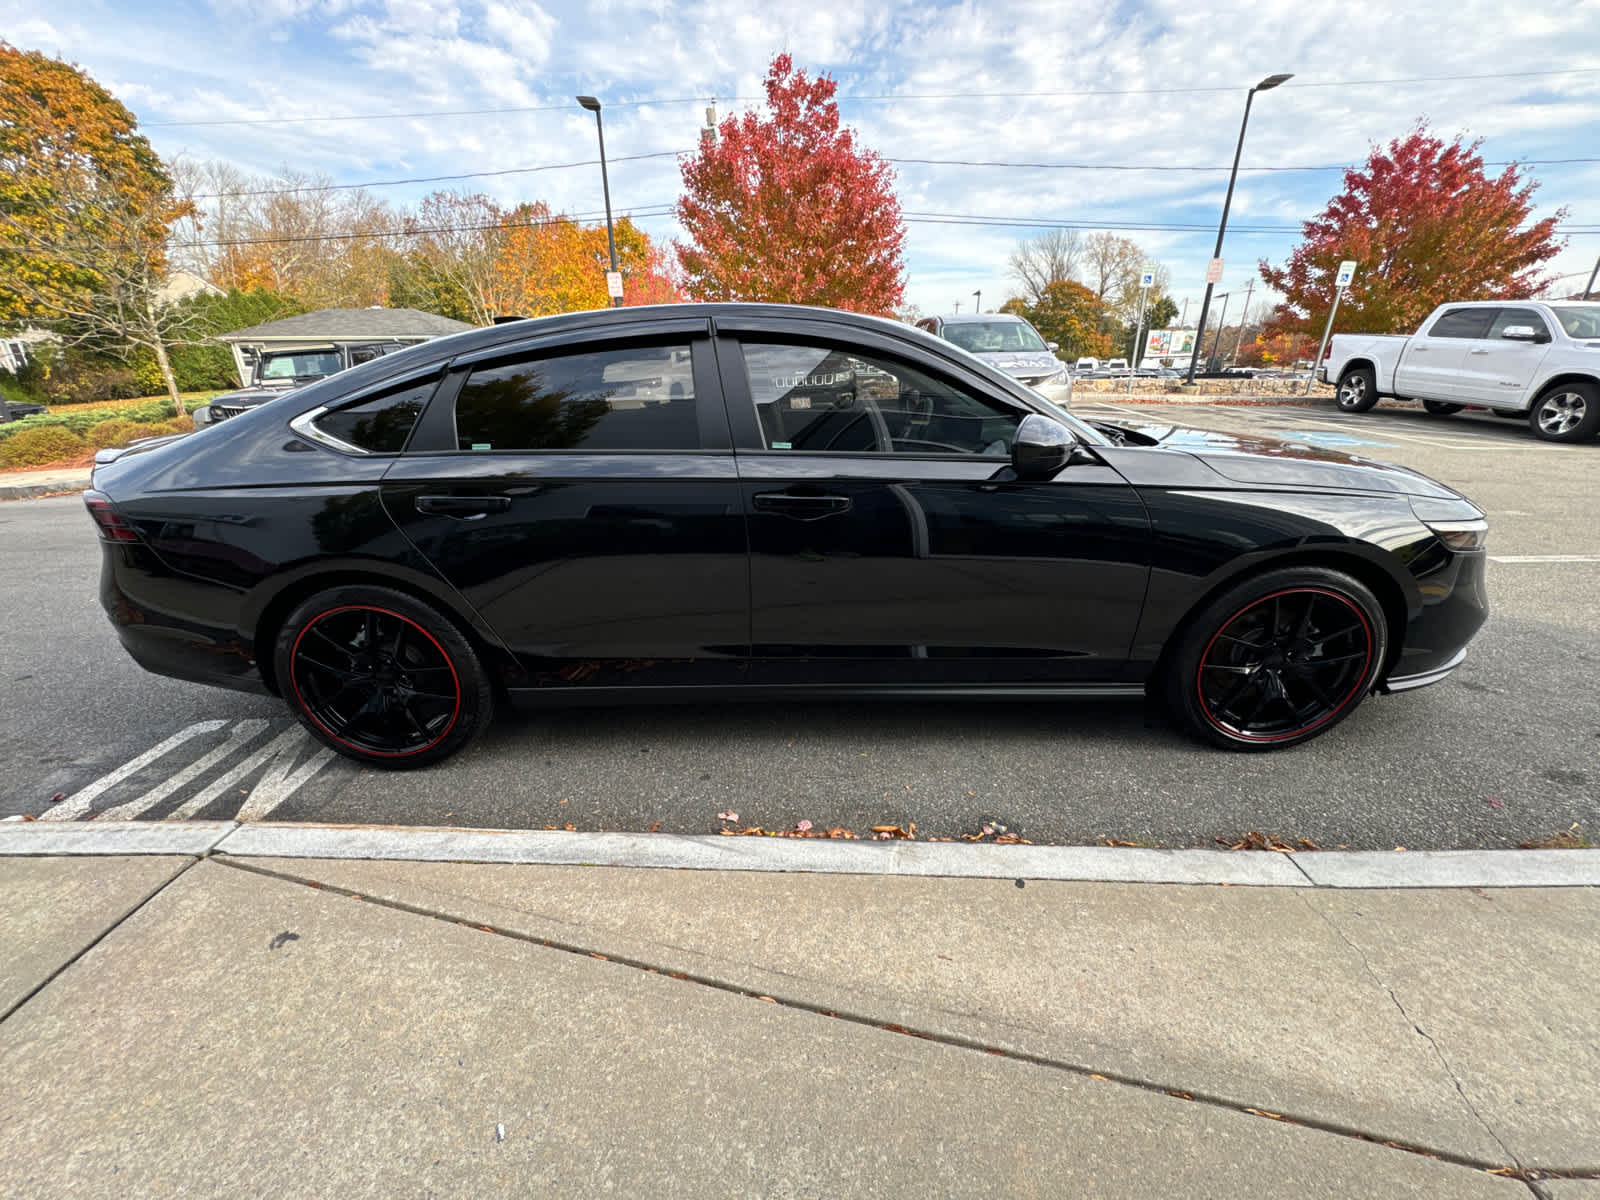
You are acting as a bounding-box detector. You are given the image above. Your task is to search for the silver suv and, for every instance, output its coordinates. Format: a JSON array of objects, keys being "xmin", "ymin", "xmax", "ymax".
[{"xmin": 915, "ymin": 313, "xmax": 1072, "ymax": 406}]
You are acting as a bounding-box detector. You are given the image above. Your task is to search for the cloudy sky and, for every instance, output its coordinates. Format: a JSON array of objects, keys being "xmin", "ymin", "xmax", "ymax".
[{"xmin": 6, "ymin": 0, "xmax": 1599, "ymax": 321}]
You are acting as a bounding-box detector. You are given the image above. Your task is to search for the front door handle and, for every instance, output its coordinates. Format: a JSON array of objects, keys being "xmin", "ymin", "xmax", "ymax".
[
  {"xmin": 752, "ymin": 491, "xmax": 852, "ymax": 521},
  {"xmin": 1468, "ymin": 348, "xmax": 1490, "ymax": 355},
  {"xmin": 415, "ymin": 494, "xmax": 512, "ymax": 520}
]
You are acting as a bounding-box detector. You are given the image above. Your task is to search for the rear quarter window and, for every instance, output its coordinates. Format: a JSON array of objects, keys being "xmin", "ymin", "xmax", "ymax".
[{"xmin": 313, "ymin": 380, "xmax": 434, "ymax": 453}]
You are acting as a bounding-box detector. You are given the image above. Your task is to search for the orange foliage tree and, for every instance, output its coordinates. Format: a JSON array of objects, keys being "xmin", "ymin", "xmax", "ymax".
[
  {"xmin": 491, "ymin": 205, "xmax": 681, "ymax": 316},
  {"xmin": 1260, "ymin": 123, "xmax": 1565, "ymax": 338}
]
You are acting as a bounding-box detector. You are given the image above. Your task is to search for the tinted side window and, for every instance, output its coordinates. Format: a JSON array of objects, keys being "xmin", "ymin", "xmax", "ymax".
[
  {"xmin": 313, "ymin": 380, "xmax": 433, "ymax": 453},
  {"xmin": 741, "ymin": 341, "xmax": 1021, "ymax": 457},
  {"xmin": 1485, "ymin": 308, "xmax": 1549, "ymax": 339},
  {"xmin": 454, "ymin": 343, "xmax": 699, "ymax": 452},
  {"xmin": 1427, "ymin": 308, "xmax": 1495, "ymax": 339}
]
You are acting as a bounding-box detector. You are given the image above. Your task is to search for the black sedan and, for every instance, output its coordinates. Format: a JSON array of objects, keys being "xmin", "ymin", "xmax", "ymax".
[{"xmin": 84, "ymin": 304, "xmax": 1489, "ymax": 767}]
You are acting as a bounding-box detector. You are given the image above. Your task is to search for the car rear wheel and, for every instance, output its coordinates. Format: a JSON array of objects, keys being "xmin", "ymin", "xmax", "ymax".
[
  {"xmin": 1335, "ymin": 367, "xmax": 1378, "ymax": 413},
  {"xmin": 1166, "ymin": 567, "xmax": 1387, "ymax": 751},
  {"xmin": 1528, "ymin": 382, "xmax": 1600, "ymax": 442},
  {"xmin": 1422, "ymin": 400, "xmax": 1464, "ymax": 415},
  {"xmin": 275, "ymin": 585, "xmax": 493, "ymax": 768}
]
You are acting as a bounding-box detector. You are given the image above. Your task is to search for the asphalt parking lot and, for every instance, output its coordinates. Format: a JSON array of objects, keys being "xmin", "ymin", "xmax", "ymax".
[{"xmin": 2, "ymin": 398, "xmax": 1595, "ymax": 850}]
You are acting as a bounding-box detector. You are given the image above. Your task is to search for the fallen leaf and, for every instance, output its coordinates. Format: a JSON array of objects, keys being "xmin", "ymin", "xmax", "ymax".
[
  {"xmin": 1089, "ymin": 1074, "xmax": 1109, "ymax": 1081},
  {"xmin": 647, "ymin": 821, "xmax": 662, "ymax": 833},
  {"xmin": 1485, "ymin": 796, "xmax": 1503, "ymax": 809},
  {"xmin": 717, "ymin": 810, "xmax": 739, "ymax": 822},
  {"xmin": 796, "ymin": 819, "xmax": 813, "ymax": 832},
  {"xmin": 871, "ymin": 823, "xmax": 915, "ymax": 839}
]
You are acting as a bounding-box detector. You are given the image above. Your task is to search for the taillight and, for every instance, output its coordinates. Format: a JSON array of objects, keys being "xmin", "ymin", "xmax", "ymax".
[{"xmin": 84, "ymin": 491, "xmax": 140, "ymax": 543}]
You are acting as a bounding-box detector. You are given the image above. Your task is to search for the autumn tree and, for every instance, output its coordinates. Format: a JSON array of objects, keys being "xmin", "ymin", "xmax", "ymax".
[
  {"xmin": 676, "ymin": 53, "xmax": 905, "ymax": 313},
  {"xmin": 1260, "ymin": 123, "xmax": 1565, "ymax": 337},
  {"xmin": 1001, "ymin": 281, "xmax": 1112, "ymax": 360},
  {"xmin": 492, "ymin": 206, "xmax": 679, "ymax": 316},
  {"xmin": 1007, "ymin": 229, "xmax": 1083, "ymax": 306},
  {"xmin": 0, "ymin": 44, "xmax": 197, "ymax": 408}
]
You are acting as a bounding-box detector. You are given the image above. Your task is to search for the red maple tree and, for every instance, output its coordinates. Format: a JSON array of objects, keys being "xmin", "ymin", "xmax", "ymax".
[
  {"xmin": 1259, "ymin": 123, "xmax": 1565, "ymax": 337},
  {"xmin": 675, "ymin": 54, "xmax": 905, "ymax": 314}
]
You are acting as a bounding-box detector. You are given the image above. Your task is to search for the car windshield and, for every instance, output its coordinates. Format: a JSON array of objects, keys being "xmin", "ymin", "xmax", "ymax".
[
  {"xmin": 260, "ymin": 352, "xmax": 343, "ymax": 381},
  {"xmin": 941, "ymin": 321, "xmax": 1047, "ymax": 354},
  {"xmin": 1551, "ymin": 305, "xmax": 1600, "ymax": 339}
]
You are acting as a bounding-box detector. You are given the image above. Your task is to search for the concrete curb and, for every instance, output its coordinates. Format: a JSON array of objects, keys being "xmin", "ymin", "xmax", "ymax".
[
  {"xmin": 0, "ymin": 820, "xmax": 236, "ymax": 855},
  {"xmin": 0, "ymin": 475, "xmax": 90, "ymax": 501},
  {"xmin": 3, "ymin": 821, "xmax": 1599, "ymax": 887}
]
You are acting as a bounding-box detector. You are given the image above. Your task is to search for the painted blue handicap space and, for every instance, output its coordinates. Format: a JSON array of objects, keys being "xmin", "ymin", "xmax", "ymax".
[{"xmin": 1274, "ymin": 430, "xmax": 1395, "ymax": 449}]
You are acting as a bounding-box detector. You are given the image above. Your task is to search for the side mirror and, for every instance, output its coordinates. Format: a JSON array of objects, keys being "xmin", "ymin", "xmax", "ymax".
[
  {"xmin": 1047, "ymin": 341, "xmax": 1059, "ymax": 352},
  {"xmin": 1012, "ymin": 413, "xmax": 1076, "ymax": 479},
  {"xmin": 1500, "ymin": 325, "xmax": 1538, "ymax": 342}
]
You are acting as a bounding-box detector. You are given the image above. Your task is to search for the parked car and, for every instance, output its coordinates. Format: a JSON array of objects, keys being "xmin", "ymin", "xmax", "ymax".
[
  {"xmin": 1074, "ymin": 357, "xmax": 1100, "ymax": 372},
  {"xmin": 0, "ymin": 397, "xmax": 48, "ymax": 422},
  {"xmin": 195, "ymin": 342, "xmax": 405, "ymax": 424},
  {"xmin": 1325, "ymin": 301, "xmax": 1600, "ymax": 441},
  {"xmin": 915, "ymin": 312, "xmax": 1071, "ymax": 406},
  {"xmin": 86, "ymin": 303, "xmax": 1488, "ymax": 767}
]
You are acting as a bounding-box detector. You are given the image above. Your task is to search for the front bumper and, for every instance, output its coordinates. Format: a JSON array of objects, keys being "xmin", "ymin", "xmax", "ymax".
[{"xmin": 1383, "ymin": 549, "xmax": 1489, "ymax": 689}]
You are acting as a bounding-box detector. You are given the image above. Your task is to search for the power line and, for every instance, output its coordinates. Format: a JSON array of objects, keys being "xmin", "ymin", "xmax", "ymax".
[
  {"xmin": 141, "ymin": 68, "xmax": 1600, "ymax": 129},
  {"xmin": 189, "ymin": 152, "xmax": 683, "ymax": 199},
  {"xmin": 171, "ymin": 205, "xmax": 677, "ymax": 250},
  {"xmin": 182, "ymin": 151, "xmax": 1600, "ymax": 202}
]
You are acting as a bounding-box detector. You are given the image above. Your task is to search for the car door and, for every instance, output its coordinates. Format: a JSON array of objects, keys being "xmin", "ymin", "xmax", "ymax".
[
  {"xmin": 381, "ymin": 323, "xmax": 751, "ymax": 691},
  {"xmin": 1454, "ymin": 307, "xmax": 1555, "ymax": 406},
  {"xmin": 1394, "ymin": 307, "xmax": 1493, "ymax": 399},
  {"xmin": 713, "ymin": 320, "xmax": 1152, "ymax": 688}
]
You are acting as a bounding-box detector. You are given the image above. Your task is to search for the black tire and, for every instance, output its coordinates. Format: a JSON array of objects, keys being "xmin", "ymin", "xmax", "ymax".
[
  {"xmin": 1165, "ymin": 567, "xmax": 1388, "ymax": 751},
  {"xmin": 1335, "ymin": 366, "xmax": 1379, "ymax": 413},
  {"xmin": 1528, "ymin": 382, "xmax": 1600, "ymax": 443},
  {"xmin": 274, "ymin": 585, "xmax": 494, "ymax": 769},
  {"xmin": 1422, "ymin": 400, "xmax": 1464, "ymax": 415}
]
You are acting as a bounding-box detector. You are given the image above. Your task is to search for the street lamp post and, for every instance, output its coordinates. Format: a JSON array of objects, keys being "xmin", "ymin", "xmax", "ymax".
[
  {"xmin": 1584, "ymin": 253, "xmax": 1600, "ymax": 300},
  {"xmin": 576, "ymin": 95, "xmax": 622, "ymax": 308},
  {"xmin": 1207, "ymin": 292, "xmax": 1231, "ymax": 372},
  {"xmin": 973, "ymin": 289, "xmax": 982, "ymax": 314},
  {"xmin": 1184, "ymin": 72, "xmax": 1292, "ymax": 384}
]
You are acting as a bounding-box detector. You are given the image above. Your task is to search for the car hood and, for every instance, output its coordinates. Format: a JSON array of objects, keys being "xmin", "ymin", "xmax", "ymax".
[
  {"xmin": 1096, "ymin": 420, "xmax": 1469, "ymax": 501},
  {"xmin": 209, "ymin": 383, "xmax": 301, "ymax": 406},
  {"xmin": 974, "ymin": 351, "xmax": 1062, "ymax": 378}
]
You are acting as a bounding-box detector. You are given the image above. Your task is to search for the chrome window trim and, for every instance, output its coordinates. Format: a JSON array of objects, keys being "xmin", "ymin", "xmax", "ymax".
[{"xmin": 289, "ymin": 406, "xmax": 369, "ymax": 456}]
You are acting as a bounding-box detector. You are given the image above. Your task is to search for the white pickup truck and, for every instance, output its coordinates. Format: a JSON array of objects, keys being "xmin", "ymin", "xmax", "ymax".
[{"xmin": 1323, "ymin": 300, "xmax": 1600, "ymax": 442}]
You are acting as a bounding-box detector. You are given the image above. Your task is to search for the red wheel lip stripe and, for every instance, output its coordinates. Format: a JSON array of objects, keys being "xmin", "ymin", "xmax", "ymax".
[
  {"xmin": 289, "ymin": 604, "xmax": 462, "ymax": 758},
  {"xmin": 1195, "ymin": 587, "xmax": 1374, "ymax": 744}
]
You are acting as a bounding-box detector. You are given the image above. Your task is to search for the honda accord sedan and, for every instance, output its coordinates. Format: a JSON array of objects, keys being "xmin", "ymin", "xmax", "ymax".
[{"xmin": 84, "ymin": 303, "xmax": 1489, "ymax": 767}]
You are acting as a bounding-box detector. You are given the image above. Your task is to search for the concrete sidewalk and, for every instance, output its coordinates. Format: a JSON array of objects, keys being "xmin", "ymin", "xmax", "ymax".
[
  {"xmin": 2, "ymin": 833, "xmax": 1596, "ymax": 1197},
  {"xmin": 0, "ymin": 466, "xmax": 91, "ymax": 500}
]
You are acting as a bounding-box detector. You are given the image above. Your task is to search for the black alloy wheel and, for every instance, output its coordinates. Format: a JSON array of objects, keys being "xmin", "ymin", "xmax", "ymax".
[
  {"xmin": 1422, "ymin": 400, "xmax": 1464, "ymax": 415},
  {"xmin": 1528, "ymin": 381, "xmax": 1600, "ymax": 443},
  {"xmin": 275, "ymin": 585, "xmax": 493, "ymax": 768},
  {"xmin": 1167, "ymin": 567, "xmax": 1387, "ymax": 751},
  {"xmin": 1335, "ymin": 366, "xmax": 1379, "ymax": 413}
]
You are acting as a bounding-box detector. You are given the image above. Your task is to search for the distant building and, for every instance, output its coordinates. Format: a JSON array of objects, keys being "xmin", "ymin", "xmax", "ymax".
[
  {"xmin": 216, "ymin": 307, "xmax": 479, "ymax": 385},
  {"xmin": 154, "ymin": 270, "xmax": 225, "ymax": 306}
]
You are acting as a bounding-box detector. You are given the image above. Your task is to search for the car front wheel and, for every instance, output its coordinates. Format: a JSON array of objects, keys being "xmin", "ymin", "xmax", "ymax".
[
  {"xmin": 1335, "ymin": 367, "xmax": 1378, "ymax": 413},
  {"xmin": 274, "ymin": 585, "xmax": 494, "ymax": 768},
  {"xmin": 1166, "ymin": 567, "xmax": 1388, "ymax": 751},
  {"xmin": 1528, "ymin": 382, "xmax": 1600, "ymax": 442}
]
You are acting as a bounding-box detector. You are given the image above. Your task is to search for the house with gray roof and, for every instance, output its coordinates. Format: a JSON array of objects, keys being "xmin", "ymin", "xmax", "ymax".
[{"xmin": 217, "ymin": 307, "xmax": 477, "ymax": 384}]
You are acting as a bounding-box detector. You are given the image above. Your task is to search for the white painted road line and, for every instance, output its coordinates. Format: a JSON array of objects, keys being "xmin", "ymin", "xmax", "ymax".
[
  {"xmin": 1489, "ymin": 555, "xmax": 1600, "ymax": 564},
  {"xmin": 97, "ymin": 719, "xmax": 273, "ymax": 821},
  {"xmin": 166, "ymin": 726, "xmax": 334, "ymax": 821},
  {"xmin": 39, "ymin": 720, "xmax": 230, "ymax": 821}
]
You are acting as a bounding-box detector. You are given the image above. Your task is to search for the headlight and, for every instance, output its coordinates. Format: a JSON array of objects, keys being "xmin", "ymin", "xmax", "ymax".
[
  {"xmin": 192, "ymin": 405, "xmax": 212, "ymax": 425},
  {"xmin": 1411, "ymin": 497, "xmax": 1488, "ymax": 551}
]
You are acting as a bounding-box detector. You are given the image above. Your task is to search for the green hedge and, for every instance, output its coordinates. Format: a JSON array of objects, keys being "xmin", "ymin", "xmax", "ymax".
[
  {"xmin": 0, "ymin": 398, "xmax": 177, "ymax": 445},
  {"xmin": 0, "ymin": 426, "xmax": 90, "ymax": 468}
]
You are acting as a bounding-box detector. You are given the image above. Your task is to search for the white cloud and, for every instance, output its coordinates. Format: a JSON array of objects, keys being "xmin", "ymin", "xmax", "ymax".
[{"xmin": 12, "ymin": 0, "xmax": 1598, "ymax": 316}]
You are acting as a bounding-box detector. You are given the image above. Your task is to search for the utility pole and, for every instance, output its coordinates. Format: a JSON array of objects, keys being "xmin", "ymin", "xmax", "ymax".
[
  {"xmin": 1585, "ymin": 253, "xmax": 1600, "ymax": 300},
  {"xmin": 954, "ymin": 301, "xmax": 961, "ymax": 314},
  {"xmin": 973, "ymin": 290, "xmax": 982, "ymax": 314},
  {"xmin": 1230, "ymin": 279, "xmax": 1255, "ymax": 366}
]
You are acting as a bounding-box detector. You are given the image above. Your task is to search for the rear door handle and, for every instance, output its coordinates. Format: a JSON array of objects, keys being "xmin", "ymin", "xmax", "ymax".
[
  {"xmin": 415, "ymin": 494, "xmax": 512, "ymax": 519},
  {"xmin": 1468, "ymin": 348, "xmax": 1490, "ymax": 355},
  {"xmin": 752, "ymin": 491, "xmax": 852, "ymax": 520}
]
